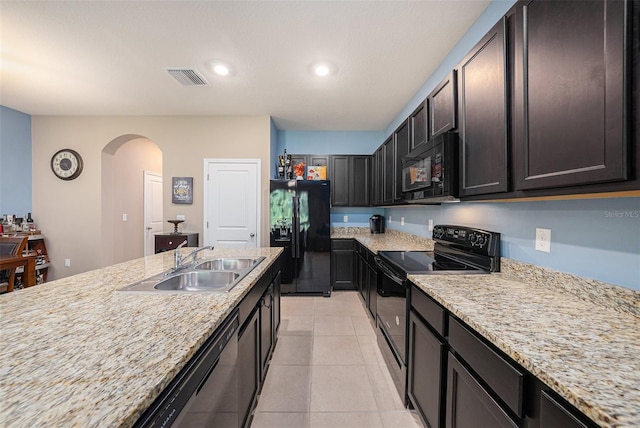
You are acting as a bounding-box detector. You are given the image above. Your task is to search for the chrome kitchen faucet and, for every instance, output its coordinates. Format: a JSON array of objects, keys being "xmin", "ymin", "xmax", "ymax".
[{"xmin": 174, "ymin": 241, "xmax": 214, "ymax": 271}]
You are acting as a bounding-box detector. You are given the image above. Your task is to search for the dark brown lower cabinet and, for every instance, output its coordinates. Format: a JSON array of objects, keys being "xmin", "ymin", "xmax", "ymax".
[
  {"xmin": 357, "ymin": 244, "xmax": 367, "ymax": 304},
  {"xmin": 331, "ymin": 239, "xmax": 356, "ymax": 290},
  {"xmin": 273, "ymin": 271, "xmax": 281, "ymax": 341},
  {"xmin": 259, "ymin": 284, "xmax": 274, "ymax": 380},
  {"xmin": 408, "ymin": 310, "xmax": 445, "ymax": 428},
  {"xmin": 238, "ymin": 308, "xmax": 259, "ymax": 428},
  {"xmin": 446, "ymin": 352, "xmax": 518, "ymax": 428},
  {"xmin": 356, "ymin": 244, "xmax": 377, "ymax": 320}
]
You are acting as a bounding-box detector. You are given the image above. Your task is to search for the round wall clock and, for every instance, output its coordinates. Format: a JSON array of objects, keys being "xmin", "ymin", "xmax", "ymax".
[{"xmin": 51, "ymin": 149, "xmax": 83, "ymax": 180}]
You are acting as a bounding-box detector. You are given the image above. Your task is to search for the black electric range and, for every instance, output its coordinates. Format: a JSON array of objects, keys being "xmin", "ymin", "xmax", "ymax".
[
  {"xmin": 377, "ymin": 225, "xmax": 501, "ymax": 277},
  {"xmin": 373, "ymin": 225, "xmax": 501, "ymax": 405}
]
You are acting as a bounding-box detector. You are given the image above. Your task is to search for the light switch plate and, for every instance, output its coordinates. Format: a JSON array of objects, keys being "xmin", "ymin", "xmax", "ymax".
[
  {"xmin": 428, "ymin": 219, "xmax": 433, "ymax": 231},
  {"xmin": 401, "ymin": 217, "xmax": 405, "ymax": 226},
  {"xmin": 122, "ymin": 213, "xmax": 127, "ymax": 221},
  {"xmin": 535, "ymin": 228, "xmax": 551, "ymax": 253}
]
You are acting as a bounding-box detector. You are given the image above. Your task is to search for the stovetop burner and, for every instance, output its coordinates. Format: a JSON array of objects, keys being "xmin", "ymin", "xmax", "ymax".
[
  {"xmin": 377, "ymin": 225, "xmax": 501, "ymax": 276},
  {"xmin": 378, "ymin": 251, "xmax": 486, "ymax": 275}
]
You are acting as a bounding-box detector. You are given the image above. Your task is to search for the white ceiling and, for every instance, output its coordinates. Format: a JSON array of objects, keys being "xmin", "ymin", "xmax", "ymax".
[{"xmin": 0, "ymin": 1, "xmax": 490, "ymax": 131}]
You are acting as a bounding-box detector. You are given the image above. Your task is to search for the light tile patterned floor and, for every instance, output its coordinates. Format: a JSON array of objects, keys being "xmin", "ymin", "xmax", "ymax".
[{"xmin": 251, "ymin": 291, "xmax": 423, "ymax": 428}]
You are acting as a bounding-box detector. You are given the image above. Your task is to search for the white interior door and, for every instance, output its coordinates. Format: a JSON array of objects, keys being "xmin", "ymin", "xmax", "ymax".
[
  {"xmin": 143, "ymin": 171, "xmax": 163, "ymax": 255},
  {"xmin": 204, "ymin": 159, "xmax": 260, "ymax": 248}
]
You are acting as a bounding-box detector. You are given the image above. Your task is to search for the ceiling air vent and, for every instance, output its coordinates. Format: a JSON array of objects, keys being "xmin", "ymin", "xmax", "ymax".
[{"xmin": 164, "ymin": 67, "xmax": 210, "ymax": 86}]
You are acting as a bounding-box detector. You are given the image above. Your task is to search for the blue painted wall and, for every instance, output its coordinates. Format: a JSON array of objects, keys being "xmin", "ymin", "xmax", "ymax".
[
  {"xmin": 269, "ymin": 118, "xmax": 278, "ymax": 178},
  {"xmin": 0, "ymin": 106, "xmax": 32, "ymax": 216},
  {"xmin": 330, "ymin": 207, "xmax": 384, "ymax": 228},
  {"xmin": 385, "ymin": 199, "xmax": 640, "ymax": 290},
  {"xmin": 277, "ymin": 130, "xmax": 382, "ymax": 156}
]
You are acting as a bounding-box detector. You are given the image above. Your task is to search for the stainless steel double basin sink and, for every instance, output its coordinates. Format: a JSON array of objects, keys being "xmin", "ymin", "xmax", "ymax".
[{"xmin": 119, "ymin": 257, "xmax": 265, "ymax": 293}]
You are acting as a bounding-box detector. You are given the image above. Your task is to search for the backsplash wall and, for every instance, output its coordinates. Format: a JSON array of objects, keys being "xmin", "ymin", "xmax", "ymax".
[{"xmin": 386, "ymin": 197, "xmax": 640, "ymax": 290}]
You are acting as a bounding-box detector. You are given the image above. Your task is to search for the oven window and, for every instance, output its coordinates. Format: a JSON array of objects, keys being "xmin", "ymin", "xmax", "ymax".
[{"xmin": 402, "ymin": 155, "xmax": 432, "ymax": 192}]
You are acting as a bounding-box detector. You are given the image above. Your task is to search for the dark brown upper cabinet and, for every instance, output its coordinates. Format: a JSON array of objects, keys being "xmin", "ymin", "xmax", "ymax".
[
  {"xmin": 349, "ymin": 155, "xmax": 370, "ymax": 207},
  {"xmin": 382, "ymin": 135, "xmax": 395, "ymax": 205},
  {"xmin": 409, "ymin": 100, "xmax": 429, "ymax": 152},
  {"xmin": 458, "ymin": 18, "xmax": 509, "ymax": 197},
  {"xmin": 513, "ymin": 0, "xmax": 629, "ymax": 190},
  {"xmin": 428, "ymin": 71, "xmax": 457, "ymax": 139},
  {"xmin": 330, "ymin": 155, "xmax": 350, "ymax": 206},
  {"xmin": 331, "ymin": 155, "xmax": 370, "ymax": 207},
  {"xmin": 372, "ymin": 146, "xmax": 384, "ymax": 206},
  {"xmin": 394, "ymin": 120, "xmax": 410, "ymax": 203}
]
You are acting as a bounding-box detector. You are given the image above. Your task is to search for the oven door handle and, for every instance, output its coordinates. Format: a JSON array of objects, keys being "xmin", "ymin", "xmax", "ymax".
[{"xmin": 374, "ymin": 256, "xmax": 405, "ymax": 285}]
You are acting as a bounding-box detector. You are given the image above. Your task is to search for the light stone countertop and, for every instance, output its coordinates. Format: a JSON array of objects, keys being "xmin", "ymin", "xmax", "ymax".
[
  {"xmin": 331, "ymin": 227, "xmax": 435, "ymax": 252},
  {"xmin": 409, "ymin": 272, "xmax": 640, "ymax": 428},
  {"xmin": 0, "ymin": 247, "xmax": 283, "ymax": 428},
  {"xmin": 331, "ymin": 227, "xmax": 639, "ymax": 427}
]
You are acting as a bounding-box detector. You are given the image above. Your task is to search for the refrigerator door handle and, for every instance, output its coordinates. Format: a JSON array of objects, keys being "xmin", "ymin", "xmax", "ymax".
[{"xmin": 292, "ymin": 196, "xmax": 300, "ymax": 258}]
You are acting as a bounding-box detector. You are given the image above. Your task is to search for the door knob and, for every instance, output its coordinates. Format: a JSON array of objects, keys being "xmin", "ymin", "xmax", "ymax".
[{"xmin": 250, "ymin": 233, "xmax": 255, "ymax": 238}]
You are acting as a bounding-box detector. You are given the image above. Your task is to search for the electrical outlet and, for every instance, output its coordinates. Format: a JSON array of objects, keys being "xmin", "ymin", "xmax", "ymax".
[
  {"xmin": 428, "ymin": 219, "xmax": 434, "ymax": 231},
  {"xmin": 401, "ymin": 217, "xmax": 405, "ymax": 226},
  {"xmin": 388, "ymin": 216, "xmax": 392, "ymax": 223},
  {"xmin": 535, "ymin": 228, "xmax": 551, "ymax": 253},
  {"xmin": 65, "ymin": 258, "xmax": 71, "ymax": 267},
  {"xmin": 176, "ymin": 214, "xmax": 186, "ymax": 221},
  {"xmin": 343, "ymin": 215, "xmax": 348, "ymax": 223},
  {"xmin": 122, "ymin": 213, "xmax": 127, "ymax": 221}
]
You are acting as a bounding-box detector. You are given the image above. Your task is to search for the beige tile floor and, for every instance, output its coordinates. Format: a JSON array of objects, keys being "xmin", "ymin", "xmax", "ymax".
[{"xmin": 251, "ymin": 291, "xmax": 423, "ymax": 428}]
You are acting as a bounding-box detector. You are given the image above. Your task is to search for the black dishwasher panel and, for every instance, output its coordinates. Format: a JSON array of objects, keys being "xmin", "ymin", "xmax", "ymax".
[{"xmin": 135, "ymin": 310, "xmax": 239, "ymax": 428}]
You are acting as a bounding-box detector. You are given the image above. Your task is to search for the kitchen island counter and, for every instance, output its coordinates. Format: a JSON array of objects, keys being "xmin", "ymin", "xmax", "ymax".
[{"xmin": 0, "ymin": 247, "xmax": 282, "ymax": 427}]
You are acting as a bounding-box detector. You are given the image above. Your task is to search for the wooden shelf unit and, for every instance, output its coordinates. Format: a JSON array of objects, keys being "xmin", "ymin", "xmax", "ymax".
[{"xmin": 0, "ymin": 233, "xmax": 50, "ymax": 292}]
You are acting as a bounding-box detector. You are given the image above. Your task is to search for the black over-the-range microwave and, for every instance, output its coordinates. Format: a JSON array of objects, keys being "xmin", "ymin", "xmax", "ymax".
[{"xmin": 401, "ymin": 132, "xmax": 459, "ymax": 203}]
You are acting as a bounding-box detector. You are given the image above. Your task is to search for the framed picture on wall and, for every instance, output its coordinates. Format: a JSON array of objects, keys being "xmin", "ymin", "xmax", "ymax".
[{"xmin": 172, "ymin": 177, "xmax": 193, "ymax": 204}]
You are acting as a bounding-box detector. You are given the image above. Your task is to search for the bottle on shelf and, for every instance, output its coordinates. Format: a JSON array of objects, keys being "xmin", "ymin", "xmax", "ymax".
[{"xmin": 26, "ymin": 213, "xmax": 36, "ymax": 231}]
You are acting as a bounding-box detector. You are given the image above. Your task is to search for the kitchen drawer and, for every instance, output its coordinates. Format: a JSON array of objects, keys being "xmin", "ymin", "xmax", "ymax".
[
  {"xmin": 449, "ymin": 317, "xmax": 524, "ymax": 418},
  {"xmin": 155, "ymin": 233, "xmax": 199, "ymax": 253},
  {"xmin": 411, "ymin": 285, "xmax": 446, "ymax": 336},
  {"xmin": 332, "ymin": 239, "xmax": 354, "ymax": 250}
]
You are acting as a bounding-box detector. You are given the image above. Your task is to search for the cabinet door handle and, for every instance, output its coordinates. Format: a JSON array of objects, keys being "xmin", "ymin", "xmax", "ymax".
[{"xmin": 146, "ymin": 227, "xmax": 152, "ymax": 230}]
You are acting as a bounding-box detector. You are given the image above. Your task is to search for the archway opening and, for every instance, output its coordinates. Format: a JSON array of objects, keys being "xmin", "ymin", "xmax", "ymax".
[{"xmin": 101, "ymin": 134, "xmax": 162, "ymax": 266}]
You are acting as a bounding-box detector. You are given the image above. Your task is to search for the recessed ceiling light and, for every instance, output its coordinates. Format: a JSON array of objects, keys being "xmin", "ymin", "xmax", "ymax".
[
  {"xmin": 209, "ymin": 60, "xmax": 233, "ymax": 77},
  {"xmin": 213, "ymin": 64, "xmax": 230, "ymax": 76},
  {"xmin": 310, "ymin": 61, "xmax": 336, "ymax": 77}
]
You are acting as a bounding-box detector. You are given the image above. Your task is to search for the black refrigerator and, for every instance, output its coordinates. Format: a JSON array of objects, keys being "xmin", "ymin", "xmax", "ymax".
[{"xmin": 270, "ymin": 179, "xmax": 331, "ymax": 296}]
